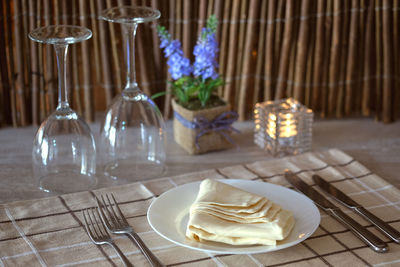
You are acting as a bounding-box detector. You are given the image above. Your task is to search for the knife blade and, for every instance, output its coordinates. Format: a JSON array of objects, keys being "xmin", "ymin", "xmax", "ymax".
[
  {"xmin": 284, "ymin": 170, "xmax": 388, "ymax": 253},
  {"xmin": 313, "ymin": 174, "xmax": 400, "ymax": 243}
]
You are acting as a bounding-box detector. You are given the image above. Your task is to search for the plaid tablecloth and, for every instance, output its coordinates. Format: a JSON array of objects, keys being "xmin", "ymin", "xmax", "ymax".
[{"xmin": 1, "ymin": 149, "xmax": 399, "ymax": 266}]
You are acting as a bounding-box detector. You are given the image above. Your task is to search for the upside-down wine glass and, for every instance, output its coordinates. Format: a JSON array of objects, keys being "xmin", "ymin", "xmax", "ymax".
[
  {"xmin": 29, "ymin": 25, "xmax": 96, "ymax": 193},
  {"xmin": 99, "ymin": 6, "xmax": 166, "ymax": 181}
]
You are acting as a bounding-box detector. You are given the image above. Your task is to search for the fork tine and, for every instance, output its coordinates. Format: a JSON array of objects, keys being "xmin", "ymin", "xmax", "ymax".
[
  {"xmin": 96, "ymin": 196, "xmax": 113, "ymax": 230},
  {"xmin": 105, "ymin": 194, "xmax": 124, "ymax": 227},
  {"xmin": 101, "ymin": 194, "xmax": 121, "ymax": 228},
  {"xmin": 95, "ymin": 207, "xmax": 109, "ymax": 237},
  {"xmin": 110, "ymin": 193, "xmax": 129, "ymax": 225},
  {"xmin": 88, "ymin": 207, "xmax": 103, "ymax": 239},
  {"xmin": 82, "ymin": 209, "xmax": 95, "ymax": 240}
]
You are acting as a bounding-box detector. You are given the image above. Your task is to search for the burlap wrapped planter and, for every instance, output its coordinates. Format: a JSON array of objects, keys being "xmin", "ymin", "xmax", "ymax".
[{"xmin": 172, "ymin": 99, "xmax": 236, "ymax": 155}]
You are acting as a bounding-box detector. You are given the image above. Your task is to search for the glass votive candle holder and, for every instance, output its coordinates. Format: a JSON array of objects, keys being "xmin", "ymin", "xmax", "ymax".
[{"xmin": 254, "ymin": 98, "xmax": 313, "ymax": 157}]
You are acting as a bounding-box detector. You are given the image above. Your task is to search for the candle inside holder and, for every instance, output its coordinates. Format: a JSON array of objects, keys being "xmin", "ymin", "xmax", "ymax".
[{"xmin": 254, "ymin": 98, "xmax": 313, "ymax": 157}]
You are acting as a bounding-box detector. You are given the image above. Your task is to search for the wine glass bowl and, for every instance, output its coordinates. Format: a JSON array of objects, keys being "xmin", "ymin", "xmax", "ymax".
[
  {"xmin": 29, "ymin": 25, "xmax": 96, "ymax": 193},
  {"xmin": 32, "ymin": 110, "xmax": 96, "ymax": 193},
  {"xmin": 101, "ymin": 90, "xmax": 165, "ymax": 180},
  {"xmin": 99, "ymin": 6, "xmax": 166, "ymax": 182}
]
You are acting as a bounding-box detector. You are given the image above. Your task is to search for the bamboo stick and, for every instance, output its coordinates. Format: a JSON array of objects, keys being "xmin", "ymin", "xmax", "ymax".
[
  {"xmin": 106, "ymin": 0, "xmax": 122, "ymax": 93},
  {"xmin": 238, "ymin": 0, "xmax": 258, "ymax": 120},
  {"xmin": 54, "ymin": 0, "xmax": 60, "ymax": 24},
  {"xmin": 393, "ymin": 0, "xmax": 400, "ymax": 119},
  {"xmin": 71, "ymin": 0, "xmax": 82, "ymax": 115},
  {"xmin": 273, "ymin": 0, "xmax": 286, "ymax": 95},
  {"xmin": 263, "ymin": 0, "xmax": 277, "ymax": 101},
  {"xmin": 234, "ymin": 0, "xmax": 248, "ymax": 110},
  {"xmin": 375, "ymin": 0, "xmax": 383, "ymax": 120},
  {"xmin": 212, "ymin": 0, "xmax": 223, "ymax": 44},
  {"xmin": 336, "ymin": 0, "xmax": 350, "ymax": 118},
  {"xmin": 35, "ymin": 0, "xmax": 46, "ymax": 122},
  {"xmin": 43, "ymin": 0, "xmax": 55, "ymax": 114},
  {"xmin": 320, "ymin": 0, "xmax": 333, "ymax": 118},
  {"xmin": 213, "ymin": 0, "xmax": 222, "ymax": 40},
  {"xmin": 137, "ymin": 24, "xmax": 152, "ymax": 96},
  {"xmin": 208, "ymin": 0, "xmax": 215, "ymax": 18},
  {"xmin": 28, "ymin": 0, "xmax": 39, "ymax": 125},
  {"xmin": 217, "ymin": 0, "xmax": 230, "ymax": 97},
  {"xmin": 150, "ymin": 0, "xmax": 162, "ymax": 89},
  {"xmin": 344, "ymin": 0, "xmax": 359, "ymax": 116},
  {"xmin": 327, "ymin": 0, "xmax": 342, "ymax": 116},
  {"xmin": 354, "ymin": 0, "xmax": 366, "ymax": 114},
  {"xmin": 163, "ymin": 0, "xmax": 177, "ymax": 118},
  {"xmin": 13, "ymin": 0, "xmax": 28, "ymax": 125},
  {"xmin": 61, "ymin": 0, "xmax": 72, "ymax": 107},
  {"xmin": 0, "ymin": 7, "xmax": 12, "ymax": 125},
  {"xmin": 139, "ymin": 0, "xmax": 157, "ymax": 97},
  {"xmin": 61, "ymin": 0, "xmax": 69, "ymax": 24},
  {"xmin": 175, "ymin": 0, "xmax": 182, "ymax": 41},
  {"xmin": 362, "ymin": 0, "xmax": 374, "ymax": 116},
  {"xmin": 96, "ymin": 0, "xmax": 113, "ymax": 107},
  {"xmin": 79, "ymin": 0, "xmax": 93, "ymax": 122},
  {"xmin": 382, "ymin": 0, "xmax": 394, "ymax": 123},
  {"xmin": 0, "ymin": 30, "xmax": 4, "ymax": 126},
  {"xmin": 275, "ymin": 0, "xmax": 295, "ymax": 100},
  {"xmin": 197, "ymin": 0, "xmax": 207, "ymax": 37},
  {"xmin": 293, "ymin": 0, "xmax": 311, "ymax": 103},
  {"xmin": 21, "ymin": 0, "xmax": 31, "ymax": 117},
  {"xmin": 3, "ymin": 0, "xmax": 17, "ymax": 126},
  {"xmin": 89, "ymin": 0, "xmax": 102, "ymax": 109},
  {"xmin": 0, "ymin": 67, "xmax": 3, "ymax": 126},
  {"xmin": 252, "ymin": 0, "xmax": 267, "ymax": 105},
  {"xmin": 287, "ymin": 1, "xmax": 301, "ymax": 99},
  {"xmin": 312, "ymin": 0, "xmax": 326, "ymax": 111},
  {"xmin": 304, "ymin": 1, "xmax": 317, "ymax": 107},
  {"xmin": 182, "ymin": 0, "xmax": 191, "ymax": 58},
  {"xmin": 223, "ymin": 0, "xmax": 240, "ymax": 104}
]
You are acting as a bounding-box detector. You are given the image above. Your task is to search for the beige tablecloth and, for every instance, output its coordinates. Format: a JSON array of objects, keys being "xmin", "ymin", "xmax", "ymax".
[{"xmin": 0, "ymin": 149, "xmax": 399, "ymax": 266}]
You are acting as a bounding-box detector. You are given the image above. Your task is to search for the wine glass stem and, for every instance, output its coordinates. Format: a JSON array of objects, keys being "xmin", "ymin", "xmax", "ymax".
[
  {"xmin": 54, "ymin": 44, "xmax": 69, "ymax": 110},
  {"xmin": 123, "ymin": 23, "xmax": 138, "ymax": 90}
]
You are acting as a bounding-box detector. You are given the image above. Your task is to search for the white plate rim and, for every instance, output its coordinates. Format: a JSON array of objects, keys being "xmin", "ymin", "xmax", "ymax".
[{"xmin": 147, "ymin": 179, "xmax": 320, "ymax": 254}]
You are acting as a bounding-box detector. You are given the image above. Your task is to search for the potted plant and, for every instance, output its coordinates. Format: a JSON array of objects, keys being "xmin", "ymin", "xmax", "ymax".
[{"xmin": 155, "ymin": 15, "xmax": 239, "ymax": 154}]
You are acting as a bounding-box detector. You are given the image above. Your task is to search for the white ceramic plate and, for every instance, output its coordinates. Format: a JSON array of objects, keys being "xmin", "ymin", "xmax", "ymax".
[{"xmin": 147, "ymin": 179, "xmax": 320, "ymax": 254}]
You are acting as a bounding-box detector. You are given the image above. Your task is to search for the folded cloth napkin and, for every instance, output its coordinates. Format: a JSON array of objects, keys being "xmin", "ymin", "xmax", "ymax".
[{"xmin": 186, "ymin": 179, "xmax": 295, "ymax": 246}]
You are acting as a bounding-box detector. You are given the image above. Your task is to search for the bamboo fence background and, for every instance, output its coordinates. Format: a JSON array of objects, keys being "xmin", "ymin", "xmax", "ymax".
[{"xmin": 0, "ymin": 0, "xmax": 399, "ymax": 127}]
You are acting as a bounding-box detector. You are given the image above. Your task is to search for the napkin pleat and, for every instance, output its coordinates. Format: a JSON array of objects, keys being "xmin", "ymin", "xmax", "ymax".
[{"xmin": 186, "ymin": 179, "xmax": 295, "ymax": 246}]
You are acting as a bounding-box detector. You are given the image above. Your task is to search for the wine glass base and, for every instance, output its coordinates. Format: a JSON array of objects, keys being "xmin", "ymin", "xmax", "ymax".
[
  {"xmin": 38, "ymin": 172, "xmax": 97, "ymax": 194},
  {"xmin": 104, "ymin": 158, "xmax": 165, "ymax": 182}
]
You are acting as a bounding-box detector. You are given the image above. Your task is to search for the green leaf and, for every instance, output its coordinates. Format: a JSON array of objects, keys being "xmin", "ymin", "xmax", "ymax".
[
  {"xmin": 151, "ymin": 91, "xmax": 167, "ymax": 100},
  {"xmin": 175, "ymin": 87, "xmax": 188, "ymax": 104},
  {"xmin": 185, "ymin": 84, "xmax": 199, "ymax": 97}
]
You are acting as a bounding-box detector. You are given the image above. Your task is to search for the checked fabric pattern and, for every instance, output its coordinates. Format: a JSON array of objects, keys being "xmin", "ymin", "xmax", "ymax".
[{"xmin": 0, "ymin": 149, "xmax": 399, "ymax": 266}]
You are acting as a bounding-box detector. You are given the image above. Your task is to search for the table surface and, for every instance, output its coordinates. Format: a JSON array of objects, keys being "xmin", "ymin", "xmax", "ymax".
[{"xmin": 1, "ymin": 117, "xmax": 399, "ymax": 204}]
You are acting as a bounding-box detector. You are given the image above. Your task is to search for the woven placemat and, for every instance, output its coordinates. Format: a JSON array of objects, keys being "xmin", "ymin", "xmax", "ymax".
[{"xmin": 0, "ymin": 149, "xmax": 399, "ymax": 266}]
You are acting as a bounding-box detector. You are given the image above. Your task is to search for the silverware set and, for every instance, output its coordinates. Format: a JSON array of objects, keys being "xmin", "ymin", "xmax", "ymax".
[
  {"xmin": 83, "ymin": 193, "xmax": 164, "ymax": 267},
  {"xmin": 285, "ymin": 170, "xmax": 400, "ymax": 253}
]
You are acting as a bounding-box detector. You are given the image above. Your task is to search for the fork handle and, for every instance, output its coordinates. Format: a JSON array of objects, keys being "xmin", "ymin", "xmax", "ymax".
[
  {"xmin": 108, "ymin": 242, "xmax": 133, "ymax": 267},
  {"xmin": 126, "ymin": 232, "xmax": 165, "ymax": 267}
]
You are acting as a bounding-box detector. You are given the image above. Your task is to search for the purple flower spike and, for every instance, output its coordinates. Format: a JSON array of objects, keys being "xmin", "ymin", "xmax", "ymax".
[
  {"xmin": 193, "ymin": 30, "xmax": 219, "ymax": 80},
  {"xmin": 158, "ymin": 27, "xmax": 192, "ymax": 80}
]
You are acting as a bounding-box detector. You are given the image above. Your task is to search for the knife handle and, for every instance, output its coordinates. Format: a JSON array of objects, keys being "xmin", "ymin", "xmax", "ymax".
[
  {"xmin": 329, "ymin": 209, "xmax": 388, "ymax": 253},
  {"xmin": 354, "ymin": 206, "xmax": 400, "ymax": 243}
]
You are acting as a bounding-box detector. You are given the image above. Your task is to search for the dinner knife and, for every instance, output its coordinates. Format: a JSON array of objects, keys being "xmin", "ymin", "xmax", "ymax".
[
  {"xmin": 313, "ymin": 174, "xmax": 400, "ymax": 244},
  {"xmin": 284, "ymin": 171, "xmax": 388, "ymax": 253}
]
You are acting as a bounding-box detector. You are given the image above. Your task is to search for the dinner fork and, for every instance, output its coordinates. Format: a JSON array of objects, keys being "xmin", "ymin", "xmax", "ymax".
[
  {"xmin": 82, "ymin": 208, "xmax": 133, "ymax": 267},
  {"xmin": 96, "ymin": 194, "xmax": 165, "ymax": 267}
]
